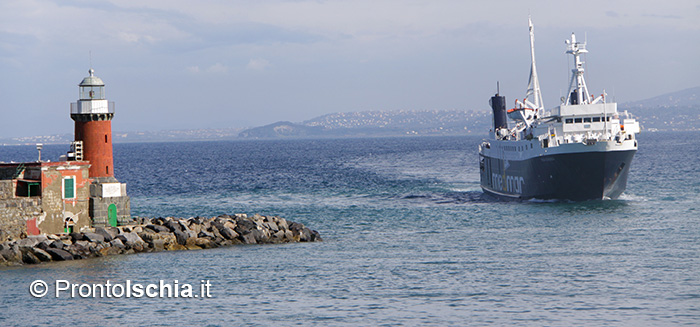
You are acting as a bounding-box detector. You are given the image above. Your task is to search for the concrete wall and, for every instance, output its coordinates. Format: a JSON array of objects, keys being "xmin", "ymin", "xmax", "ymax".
[
  {"xmin": 0, "ymin": 180, "xmax": 42, "ymax": 242},
  {"xmin": 38, "ymin": 163, "xmax": 92, "ymax": 234},
  {"xmin": 90, "ymin": 195, "xmax": 131, "ymax": 226},
  {"xmin": 1, "ymin": 160, "xmax": 131, "ymax": 239},
  {"xmin": 0, "ymin": 162, "xmax": 92, "ymax": 240}
]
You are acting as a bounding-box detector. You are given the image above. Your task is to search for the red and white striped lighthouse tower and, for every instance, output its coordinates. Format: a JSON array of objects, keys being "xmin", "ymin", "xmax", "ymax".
[{"xmin": 71, "ymin": 68, "xmax": 115, "ymax": 179}]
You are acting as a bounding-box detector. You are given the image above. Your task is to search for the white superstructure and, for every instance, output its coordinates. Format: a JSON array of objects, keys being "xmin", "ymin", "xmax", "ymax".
[{"xmin": 494, "ymin": 26, "xmax": 639, "ymax": 151}]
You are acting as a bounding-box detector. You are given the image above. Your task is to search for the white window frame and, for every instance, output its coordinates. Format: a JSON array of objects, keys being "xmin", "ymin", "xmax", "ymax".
[{"xmin": 63, "ymin": 176, "xmax": 76, "ymax": 199}]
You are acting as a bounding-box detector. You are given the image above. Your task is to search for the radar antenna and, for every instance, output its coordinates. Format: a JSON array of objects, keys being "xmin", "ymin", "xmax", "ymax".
[{"xmin": 564, "ymin": 33, "xmax": 591, "ymax": 105}]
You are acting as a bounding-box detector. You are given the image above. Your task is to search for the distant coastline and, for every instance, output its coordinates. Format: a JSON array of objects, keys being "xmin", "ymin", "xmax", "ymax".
[{"xmin": 2, "ymin": 86, "xmax": 698, "ymax": 145}]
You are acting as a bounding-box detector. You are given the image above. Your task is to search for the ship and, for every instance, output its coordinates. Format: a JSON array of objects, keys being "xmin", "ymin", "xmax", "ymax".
[{"xmin": 478, "ymin": 18, "xmax": 640, "ymax": 201}]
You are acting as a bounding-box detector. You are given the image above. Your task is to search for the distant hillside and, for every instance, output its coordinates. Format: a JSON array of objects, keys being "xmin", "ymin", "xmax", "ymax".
[
  {"xmin": 236, "ymin": 87, "xmax": 700, "ymax": 138},
  {"xmin": 622, "ymin": 86, "xmax": 699, "ymax": 108},
  {"xmin": 620, "ymin": 86, "xmax": 700, "ymax": 131},
  {"xmin": 237, "ymin": 121, "xmax": 324, "ymax": 138},
  {"xmin": 238, "ymin": 110, "xmax": 491, "ymax": 139}
]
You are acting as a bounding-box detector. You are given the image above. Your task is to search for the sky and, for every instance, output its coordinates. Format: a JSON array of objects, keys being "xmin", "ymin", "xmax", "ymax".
[{"xmin": 1, "ymin": 0, "xmax": 698, "ymax": 138}]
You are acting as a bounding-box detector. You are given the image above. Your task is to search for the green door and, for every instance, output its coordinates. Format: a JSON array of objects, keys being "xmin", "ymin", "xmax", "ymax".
[{"xmin": 108, "ymin": 204, "xmax": 118, "ymax": 227}]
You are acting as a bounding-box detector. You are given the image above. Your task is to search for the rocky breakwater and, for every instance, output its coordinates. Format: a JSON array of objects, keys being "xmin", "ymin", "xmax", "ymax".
[{"xmin": 0, "ymin": 214, "xmax": 321, "ymax": 266}]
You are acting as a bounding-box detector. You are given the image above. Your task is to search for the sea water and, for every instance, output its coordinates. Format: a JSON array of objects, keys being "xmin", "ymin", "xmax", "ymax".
[{"xmin": 1, "ymin": 132, "xmax": 698, "ymax": 326}]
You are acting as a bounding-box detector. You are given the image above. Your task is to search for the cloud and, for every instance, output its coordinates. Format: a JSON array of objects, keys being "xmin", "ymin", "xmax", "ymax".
[
  {"xmin": 206, "ymin": 62, "xmax": 228, "ymax": 73},
  {"xmin": 642, "ymin": 13, "xmax": 682, "ymax": 19},
  {"xmin": 246, "ymin": 58, "xmax": 271, "ymax": 71},
  {"xmin": 186, "ymin": 63, "xmax": 228, "ymax": 74}
]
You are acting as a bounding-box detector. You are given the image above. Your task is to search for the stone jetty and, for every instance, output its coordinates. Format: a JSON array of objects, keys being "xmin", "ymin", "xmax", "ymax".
[{"xmin": 0, "ymin": 214, "xmax": 321, "ymax": 266}]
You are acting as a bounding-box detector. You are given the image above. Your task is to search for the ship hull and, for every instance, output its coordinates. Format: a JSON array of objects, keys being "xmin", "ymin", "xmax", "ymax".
[{"xmin": 480, "ymin": 145, "xmax": 636, "ymax": 201}]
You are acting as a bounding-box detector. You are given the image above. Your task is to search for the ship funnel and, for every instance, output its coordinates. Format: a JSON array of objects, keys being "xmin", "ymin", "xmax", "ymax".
[{"xmin": 489, "ymin": 92, "xmax": 508, "ymax": 131}]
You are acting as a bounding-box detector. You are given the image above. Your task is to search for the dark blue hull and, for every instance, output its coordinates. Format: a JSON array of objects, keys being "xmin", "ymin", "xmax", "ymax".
[{"xmin": 480, "ymin": 149, "xmax": 636, "ymax": 201}]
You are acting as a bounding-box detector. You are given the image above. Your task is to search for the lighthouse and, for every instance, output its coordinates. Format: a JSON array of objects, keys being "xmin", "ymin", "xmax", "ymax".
[
  {"xmin": 70, "ymin": 68, "xmax": 130, "ymax": 227},
  {"xmin": 71, "ymin": 68, "xmax": 114, "ymax": 179}
]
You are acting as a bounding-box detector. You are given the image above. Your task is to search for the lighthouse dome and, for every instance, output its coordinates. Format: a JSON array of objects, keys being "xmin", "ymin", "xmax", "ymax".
[{"xmin": 79, "ymin": 68, "xmax": 104, "ymax": 86}]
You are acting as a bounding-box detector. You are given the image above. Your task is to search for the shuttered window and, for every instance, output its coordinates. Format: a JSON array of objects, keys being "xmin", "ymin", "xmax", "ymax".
[{"xmin": 63, "ymin": 177, "xmax": 75, "ymax": 199}]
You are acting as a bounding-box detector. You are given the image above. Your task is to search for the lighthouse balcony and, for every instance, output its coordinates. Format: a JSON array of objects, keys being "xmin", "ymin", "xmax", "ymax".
[{"xmin": 71, "ymin": 100, "xmax": 114, "ymax": 114}]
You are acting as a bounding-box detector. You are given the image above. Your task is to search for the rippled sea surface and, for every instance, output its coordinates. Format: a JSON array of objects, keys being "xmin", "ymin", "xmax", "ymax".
[{"xmin": 1, "ymin": 132, "xmax": 698, "ymax": 326}]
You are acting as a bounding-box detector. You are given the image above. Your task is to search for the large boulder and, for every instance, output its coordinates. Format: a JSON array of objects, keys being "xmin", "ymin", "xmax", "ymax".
[
  {"xmin": 152, "ymin": 217, "xmax": 168, "ymax": 225},
  {"xmin": 263, "ymin": 220, "xmax": 279, "ymax": 232},
  {"xmin": 94, "ymin": 227, "xmax": 115, "ymax": 242},
  {"xmin": 239, "ymin": 232, "xmax": 257, "ymax": 244},
  {"xmin": 157, "ymin": 232, "xmax": 184, "ymax": 251},
  {"xmin": 223, "ymin": 220, "xmax": 237, "ymax": 230},
  {"xmin": 298, "ymin": 228, "xmax": 313, "ymax": 242},
  {"xmin": 150, "ymin": 239, "xmax": 165, "ymax": 251},
  {"xmin": 46, "ymin": 248, "xmax": 74, "ymax": 261},
  {"xmin": 66, "ymin": 243, "xmax": 91, "ymax": 260},
  {"xmin": 276, "ymin": 217, "xmax": 289, "ymax": 231},
  {"xmin": 197, "ymin": 230, "xmax": 215, "ymax": 239},
  {"xmin": 109, "ymin": 238, "xmax": 125, "ymax": 249},
  {"xmin": 70, "ymin": 232, "xmax": 85, "ymax": 242},
  {"xmin": 178, "ymin": 221, "xmax": 197, "ymax": 239},
  {"xmin": 217, "ymin": 226, "xmax": 239, "ymax": 241},
  {"xmin": 145, "ymin": 224, "xmax": 170, "ymax": 233},
  {"xmin": 194, "ymin": 237, "xmax": 217, "ymax": 249},
  {"xmin": 234, "ymin": 218, "xmax": 256, "ymax": 235},
  {"xmin": 116, "ymin": 232, "xmax": 146, "ymax": 248},
  {"xmin": 173, "ymin": 229, "xmax": 189, "ymax": 246},
  {"xmin": 30, "ymin": 248, "xmax": 53, "ymax": 262},
  {"xmin": 0, "ymin": 245, "xmax": 21, "ymax": 263},
  {"xmin": 271, "ymin": 230, "xmax": 286, "ymax": 241},
  {"xmin": 35, "ymin": 240, "xmax": 52, "ymax": 251},
  {"xmin": 83, "ymin": 232, "xmax": 105, "ymax": 243},
  {"xmin": 49, "ymin": 240, "xmax": 66, "ymax": 249},
  {"xmin": 164, "ymin": 219, "xmax": 183, "ymax": 233},
  {"xmin": 310, "ymin": 229, "xmax": 323, "ymax": 242},
  {"xmin": 245, "ymin": 229, "xmax": 266, "ymax": 243},
  {"xmin": 20, "ymin": 247, "xmax": 41, "ymax": 264},
  {"xmin": 16, "ymin": 235, "xmax": 48, "ymax": 248}
]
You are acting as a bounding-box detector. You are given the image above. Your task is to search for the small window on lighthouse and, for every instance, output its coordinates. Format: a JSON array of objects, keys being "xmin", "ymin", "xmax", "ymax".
[{"xmin": 105, "ymin": 134, "xmax": 108, "ymax": 143}]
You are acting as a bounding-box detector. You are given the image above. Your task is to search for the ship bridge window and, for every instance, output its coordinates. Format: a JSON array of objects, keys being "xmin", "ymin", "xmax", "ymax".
[
  {"xmin": 565, "ymin": 118, "xmax": 573, "ymax": 124},
  {"xmin": 592, "ymin": 117, "xmax": 601, "ymax": 122},
  {"xmin": 583, "ymin": 117, "xmax": 592, "ymax": 123},
  {"xmin": 574, "ymin": 118, "xmax": 583, "ymax": 123}
]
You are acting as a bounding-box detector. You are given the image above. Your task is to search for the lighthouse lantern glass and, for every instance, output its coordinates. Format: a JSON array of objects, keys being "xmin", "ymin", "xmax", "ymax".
[{"xmin": 80, "ymin": 85, "xmax": 105, "ymax": 100}]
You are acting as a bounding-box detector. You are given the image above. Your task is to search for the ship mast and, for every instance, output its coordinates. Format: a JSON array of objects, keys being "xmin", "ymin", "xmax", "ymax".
[
  {"xmin": 564, "ymin": 32, "xmax": 591, "ymax": 105},
  {"xmin": 524, "ymin": 16, "xmax": 544, "ymax": 117}
]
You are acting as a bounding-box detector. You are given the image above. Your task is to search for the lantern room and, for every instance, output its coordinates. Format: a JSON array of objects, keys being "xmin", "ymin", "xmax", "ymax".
[
  {"xmin": 79, "ymin": 68, "xmax": 105, "ymax": 100},
  {"xmin": 71, "ymin": 69, "xmax": 113, "ymax": 116}
]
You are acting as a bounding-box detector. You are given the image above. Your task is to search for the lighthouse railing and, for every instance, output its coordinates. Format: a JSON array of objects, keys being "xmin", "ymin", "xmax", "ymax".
[{"xmin": 71, "ymin": 101, "xmax": 115, "ymax": 114}]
